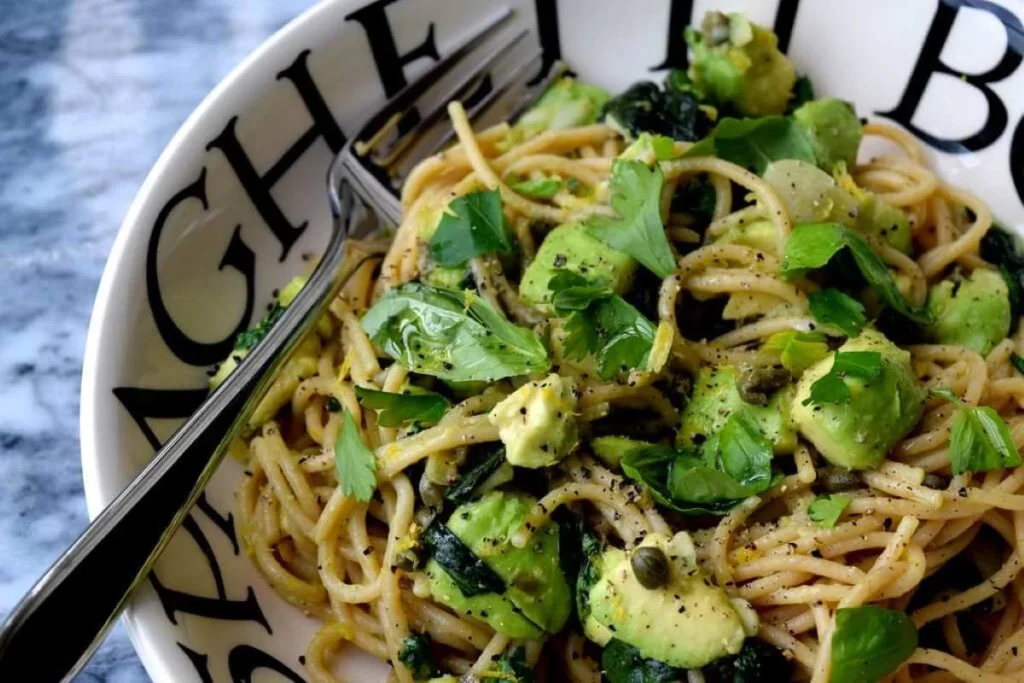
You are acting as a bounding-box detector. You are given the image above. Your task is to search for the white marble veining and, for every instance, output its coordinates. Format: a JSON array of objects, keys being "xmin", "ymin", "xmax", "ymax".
[{"xmin": 0, "ymin": 1, "xmax": 316, "ymax": 679}]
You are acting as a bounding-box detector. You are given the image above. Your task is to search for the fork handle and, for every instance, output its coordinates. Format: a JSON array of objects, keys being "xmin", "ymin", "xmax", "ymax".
[{"xmin": 0, "ymin": 178, "xmax": 358, "ymax": 682}]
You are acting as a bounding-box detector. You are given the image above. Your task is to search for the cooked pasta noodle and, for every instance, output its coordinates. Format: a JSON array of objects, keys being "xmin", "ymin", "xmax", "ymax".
[{"xmin": 220, "ymin": 13, "xmax": 1024, "ymax": 682}]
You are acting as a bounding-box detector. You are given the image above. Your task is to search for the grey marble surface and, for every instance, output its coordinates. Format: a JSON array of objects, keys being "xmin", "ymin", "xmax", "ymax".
[{"xmin": 0, "ymin": 1, "xmax": 316, "ymax": 679}]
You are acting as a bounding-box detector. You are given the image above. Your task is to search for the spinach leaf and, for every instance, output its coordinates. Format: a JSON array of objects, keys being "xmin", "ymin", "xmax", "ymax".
[
  {"xmin": 422, "ymin": 519, "xmax": 505, "ymax": 597},
  {"xmin": 602, "ymin": 638, "xmax": 682, "ymax": 683},
  {"xmin": 445, "ymin": 445, "xmax": 507, "ymax": 504},
  {"xmin": 683, "ymin": 116, "xmax": 817, "ymax": 175},
  {"xmin": 398, "ymin": 634, "xmax": 438, "ymax": 681},
  {"xmin": 585, "ymin": 159, "xmax": 677, "ymax": 278},
  {"xmin": 808, "ymin": 494, "xmax": 851, "ymax": 528},
  {"xmin": 601, "ymin": 81, "xmax": 712, "ymax": 142},
  {"xmin": 831, "ymin": 606, "xmax": 917, "ymax": 683},
  {"xmin": 550, "ymin": 274, "xmax": 657, "ymax": 380},
  {"xmin": 802, "ymin": 351, "xmax": 882, "ymax": 406},
  {"xmin": 809, "ymin": 288, "xmax": 867, "ymax": 337},
  {"xmin": 361, "ymin": 283, "xmax": 550, "ymax": 382},
  {"xmin": 493, "ymin": 646, "xmax": 535, "ymax": 683},
  {"xmin": 1013, "ymin": 354, "xmax": 1024, "ymax": 375},
  {"xmin": 762, "ymin": 330, "xmax": 830, "ymax": 374},
  {"xmin": 980, "ymin": 224, "xmax": 1024, "ymax": 328},
  {"xmin": 354, "ymin": 387, "xmax": 449, "ymax": 427},
  {"xmin": 671, "ymin": 174, "xmax": 717, "ymax": 224},
  {"xmin": 428, "ymin": 190, "xmax": 511, "ymax": 267},
  {"xmin": 781, "ymin": 222, "xmax": 933, "ymax": 324},
  {"xmin": 335, "ymin": 409, "xmax": 378, "ymax": 502},
  {"xmin": 949, "ymin": 405, "xmax": 1021, "ymax": 475},
  {"xmin": 509, "ymin": 177, "xmax": 562, "ymax": 199}
]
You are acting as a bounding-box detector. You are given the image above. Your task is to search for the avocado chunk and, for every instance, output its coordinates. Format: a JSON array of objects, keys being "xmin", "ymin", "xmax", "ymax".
[
  {"xmin": 678, "ymin": 365, "xmax": 797, "ymax": 454},
  {"xmin": 488, "ymin": 374, "xmax": 580, "ymax": 468},
  {"xmin": 686, "ymin": 12, "xmax": 796, "ymax": 117},
  {"xmin": 590, "ymin": 436, "xmax": 652, "ymax": 468},
  {"xmin": 583, "ymin": 532, "xmax": 752, "ymax": 668},
  {"xmin": 925, "ymin": 268, "xmax": 1011, "ymax": 356},
  {"xmin": 425, "ymin": 492, "xmax": 571, "ymax": 638},
  {"xmin": 506, "ymin": 76, "xmax": 610, "ymax": 147},
  {"xmin": 714, "ymin": 218, "xmax": 779, "ymax": 254},
  {"xmin": 764, "ymin": 160, "xmax": 911, "ymax": 252},
  {"xmin": 791, "ymin": 329, "xmax": 926, "ymax": 470},
  {"xmin": 792, "ymin": 98, "xmax": 863, "ymax": 171},
  {"xmin": 519, "ymin": 223, "xmax": 637, "ymax": 310}
]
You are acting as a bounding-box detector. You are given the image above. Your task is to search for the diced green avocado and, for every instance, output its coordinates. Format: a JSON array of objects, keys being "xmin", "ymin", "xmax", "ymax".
[
  {"xmin": 678, "ymin": 365, "xmax": 797, "ymax": 454},
  {"xmin": 506, "ymin": 77, "xmax": 610, "ymax": 147},
  {"xmin": 425, "ymin": 492, "xmax": 571, "ymax": 638},
  {"xmin": 763, "ymin": 160, "xmax": 910, "ymax": 252},
  {"xmin": 519, "ymin": 223, "xmax": 637, "ymax": 310},
  {"xmin": 686, "ymin": 12, "xmax": 796, "ymax": 117},
  {"xmin": 488, "ymin": 374, "xmax": 579, "ymax": 468},
  {"xmin": 793, "ymin": 98, "xmax": 863, "ymax": 171},
  {"xmin": 925, "ymin": 269, "xmax": 1011, "ymax": 356},
  {"xmin": 590, "ymin": 436, "xmax": 652, "ymax": 468},
  {"xmin": 714, "ymin": 219, "xmax": 778, "ymax": 254},
  {"xmin": 791, "ymin": 329, "xmax": 926, "ymax": 470},
  {"xmin": 583, "ymin": 532, "xmax": 751, "ymax": 668}
]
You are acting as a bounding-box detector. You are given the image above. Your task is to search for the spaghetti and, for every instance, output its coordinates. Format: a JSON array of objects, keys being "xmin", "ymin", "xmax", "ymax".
[{"xmin": 224, "ymin": 15, "xmax": 1024, "ymax": 683}]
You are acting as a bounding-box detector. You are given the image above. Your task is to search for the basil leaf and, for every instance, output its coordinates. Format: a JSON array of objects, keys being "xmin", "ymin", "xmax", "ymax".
[
  {"xmin": 585, "ymin": 159, "xmax": 676, "ymax": 278},
  {"xmin": 762, "ymin": 330, "xmax": 830, "ymax": 374},
  {"xmin": 509, "ymin": 177, "xmax": 562, "ymax": 199},
  {"xmin": 334, "ymin": 409, "xmax": 378, "ymax": 502},
  {"xmin": 809, "ymin": 288, "xmax": 867, "ymax": 337},
  {"xmin": 712, "ymin": 410, "xmax": 775, "ymax": 493},
  {"xmin": 422, "ymin": 519, "xmax": 505, "ymax": 597},
  {"xmin": 602, "ymin": 638, "xmax": 682, "ymax": 683},
  {"xmin": 354, "ymin": 387, "xmax": 450, "ymax": 428},
  {"xmin": 428, "ymin": 190, "xmax": 511, "ymax": 267},
  {"xmin": 808, "ymin": 494, "xmax": 850, "ymax": 528},
  {"xmin": 831, "ymin": 606, "xmax": 917, "ymax": 683},
  {"xmin": 361, "ymin": 283, "xmax": 550, "ymax": 382},
  {"xmin": 802, "ymin": 351, "xmax": 883, "ymax": 406},
  {"xmin": 781, "ymin": 222, "xmax": 933, "ymax": 324},
  {"xmin": 1012, "ymin": 354, "xmax": 1024, "ymax": 375},
  {"xmin": 683, "ymin": 116, "xmax": 817, "ymax": 175},
  {"xmin": 949, "ymin": 405, "xmax": 1021, "ymax": 475}
]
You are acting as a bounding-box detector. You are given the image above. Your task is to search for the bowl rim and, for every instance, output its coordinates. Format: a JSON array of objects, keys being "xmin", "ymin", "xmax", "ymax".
[{"xmin": 78, "ymin": 0, "xmax": 350, "ymax": 680}]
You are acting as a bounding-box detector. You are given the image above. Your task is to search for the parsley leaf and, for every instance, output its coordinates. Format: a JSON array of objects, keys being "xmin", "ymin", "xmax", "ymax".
[
  {"xmin": 808, "ymin": 494, "xmax": 850, "ymax": 528},
  {"xmin": 781, "ymin": 222, "xmax": 933, "ymax": 325},
  {"xmin": 549, "ymin": 274, "xmax": 655, "ymax": 379},
  {"xmin": 802, "ymin": 351, "xmax": 883, "ymax": 406},
  {"xmin": 762, "ymin": 330, "xmax": 830, "ymax": 374},
  {"xmin": 683, "ymin": 116, "xmax": 817, "ymax": 175},
  {"xmin": 831, "ymin": 606, "xmax": 917, "ymax": 683},
  {"xmin": 508, "ymin": 177, "xmax": 562, "ymax": 199},
  {"xmin": 808, "ymin": 288, "xmax": 867, "ymax": 337},
  {"xmin": 585, "ymin": 159, "xmax": 676, "ymax": 278},
  {"xmin": 354, "ymin": 387, "xmax": 450, "ymax": 428},
  {"xmin": 361, "ymin": 283, "xmax": 550, "ymax": 382},
  {"xmin": 428, "ymin": 190, "xmax": 511, "ymax": 267},
  {"xmin": 335, "ymin": 409, "xmax": 377, "ymax": 502},
  {"xmin": 949, "ymin": 405, "xmax": 1021, "ymax": 475}
]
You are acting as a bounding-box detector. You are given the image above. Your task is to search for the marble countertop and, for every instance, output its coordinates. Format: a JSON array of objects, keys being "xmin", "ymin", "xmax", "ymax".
[{"xmin": 0, "ymin": 1, "xmax": 315, "ymax": 679}]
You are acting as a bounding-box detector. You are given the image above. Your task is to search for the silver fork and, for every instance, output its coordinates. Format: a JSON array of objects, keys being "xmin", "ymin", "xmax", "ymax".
[{"xmin": 0, "ymin": 8, "xmax": 559, "ymax": 681}]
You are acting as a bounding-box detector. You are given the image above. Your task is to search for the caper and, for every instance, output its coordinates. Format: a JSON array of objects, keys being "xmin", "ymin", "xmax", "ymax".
[
  {"xmin": 817, "ymin": 466, "xmax": 862, "ymax": 493},
  {"xmin": 631, "ymin": 546, "xmax": 670, "ymax": 589},
  {"xmin": 418, "ymin": 475, "xmax": 446, "ymax": 509},
  {"xmin": 736, "ymin": 364, "xmax": 792, "ymax": 406},
  {"xmin": 923, "ymin": 473, "xmax": 950, "ymax": 490}
]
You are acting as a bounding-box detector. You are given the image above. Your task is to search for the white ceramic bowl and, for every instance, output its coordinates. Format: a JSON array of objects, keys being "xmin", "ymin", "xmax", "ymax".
[{"xmin": 80, "ymin": 0, "xmax": 1024, "ymax": 680}]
